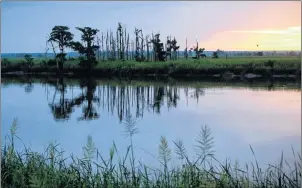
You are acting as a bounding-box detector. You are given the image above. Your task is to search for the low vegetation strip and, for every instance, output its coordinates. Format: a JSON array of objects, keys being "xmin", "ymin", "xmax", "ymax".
[
  {"xmin": 2, "ymin": 118, "xmax": 301, "ymax": 188},
  {"xmin": 2, "ymin": 57, "xmax": 301, "ymax": 78}
]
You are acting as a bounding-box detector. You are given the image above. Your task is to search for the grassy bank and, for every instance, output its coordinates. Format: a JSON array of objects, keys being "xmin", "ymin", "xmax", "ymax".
[
  {"xmin": 2, "ymin": 119, "xmax": 301, "ymax": 188},
  {"xmin": 2, "ymin": 56, "xmax": 301, "ymax": 78}
]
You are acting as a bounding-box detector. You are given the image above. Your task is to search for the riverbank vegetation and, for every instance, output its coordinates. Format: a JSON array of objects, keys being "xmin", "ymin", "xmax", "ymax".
[
  {"xmin": 2, "ymin": 118, "xmax": 301, "ymax": 187},
  {"xmin": 1, "ymin": 23, "xmax": 301, "ymax": 78},
  {"xmin": 2, "ymin": 56, "xmax": 301, "ymax": 78}
]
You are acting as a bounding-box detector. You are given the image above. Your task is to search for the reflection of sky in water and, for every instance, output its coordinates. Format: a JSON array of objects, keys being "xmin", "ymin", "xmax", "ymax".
[{"xmin": 2, "ymin": 82, "xmax": 301, "ymax": 169}]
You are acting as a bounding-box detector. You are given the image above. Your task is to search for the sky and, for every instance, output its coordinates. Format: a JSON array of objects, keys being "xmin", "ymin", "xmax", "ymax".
[{"xmin": 1, "ymin": 1, "xmax": 301, "ymax": 53}]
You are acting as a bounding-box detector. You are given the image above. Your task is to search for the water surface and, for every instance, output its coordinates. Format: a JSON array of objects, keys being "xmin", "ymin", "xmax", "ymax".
[{"xmin": 2, "ymin": 77, "xmax": 301, "ymax": 169}]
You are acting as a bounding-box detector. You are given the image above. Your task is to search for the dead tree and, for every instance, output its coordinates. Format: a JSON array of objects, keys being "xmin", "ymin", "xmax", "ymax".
[
  {"xmin": 146, "ymin": 35, "xmax": 150, "ymax": 61},
  {"xmin": 106, "ymin": 30, "xmax": 109, "ymax": 60},
  {"xmin": 102, "ymin": 32, "xmax": 105, "ymax": 61},
  {"xmin": 116, "ymin": 29, "xmax": 120, "ymax": 60},
  {"xmin": 140, "ymin": 30, "xmax": 144, "ymax": 61},
  {"xmin": 96, "ymin": 36, "xmax": 100, "ymax": 61},
  {"xmin": 134, "ymin": 28, "xmax": 141, "ymax": 61},
  {"xmin": 185, "ymin": 38, "xmax": 188, "ymax": 59},
  {"xmin": 126, "ymin": 33, "xmax": 129, "ymax": 60}
]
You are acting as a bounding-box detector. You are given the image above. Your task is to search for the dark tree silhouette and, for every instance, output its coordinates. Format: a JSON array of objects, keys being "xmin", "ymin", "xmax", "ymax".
[
  {"xmin": 48, "ymin": 26, "xmax": 74, "ymax": 71},
  {"xmin": 2, "ymin": 58, "xmax": 11, "ymax": 67},
  {"xmin": 70, "ymin": 27, "xmax": 99, "ymax": 72},
  {"xmin": 166, "ymin": 36, "xmax": 172, "ymax": 60},
  {"xmin": 171, "ymin": 37, "xmax": 180, "ymax": 60},
  {"xmin": 150, "ymin": 33, "xmax": 166, "ymax": 61},
  {"xmin": 117, "ymin": 22, "xmax": 125, "ymax": 60},
  {"xmin": 256, "ymin": 51, "xmax": 264, "ymax": 56},
  {"xmin": 22, "ymin": 54, "xmax": 34, "ymax": 68},
  {"xmin": 212, "ymin": 51, "xmax": 219, "ymax": 58}
]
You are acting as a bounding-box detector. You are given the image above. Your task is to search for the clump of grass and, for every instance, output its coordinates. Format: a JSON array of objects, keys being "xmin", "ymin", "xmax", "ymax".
[{"xmin": 2, "ymin": 119, "xmax": 301, "ymax": 187}]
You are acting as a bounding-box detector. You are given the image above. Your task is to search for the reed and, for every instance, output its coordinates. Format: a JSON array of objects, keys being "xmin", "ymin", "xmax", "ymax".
[{"xmin": 2, "ymin": 118, "xmax": 301, "ymax": 187}]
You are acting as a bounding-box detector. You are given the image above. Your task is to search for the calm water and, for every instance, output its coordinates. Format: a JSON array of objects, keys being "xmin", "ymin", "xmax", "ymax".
[{"xmin": 2, "ymin": 77, "xmax": 301, "ymax": 168}]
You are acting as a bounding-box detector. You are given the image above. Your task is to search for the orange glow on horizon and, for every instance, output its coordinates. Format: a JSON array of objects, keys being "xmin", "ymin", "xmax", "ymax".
[{"xmin": 199, "ymin": 26, "xmax": 301, "ymax": 51}]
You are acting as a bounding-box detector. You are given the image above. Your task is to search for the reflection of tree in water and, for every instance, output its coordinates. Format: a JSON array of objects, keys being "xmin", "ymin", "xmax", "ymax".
[
  {"xmin": 49, "ymin": 77, "xmax": 99, "ymax": 121},
  {"xmin": 24, "ymin": 83, "xmax": 34, "ymax": 93},
  {"xmin": 77, "ymin": 79, "xmax": 100, "ymax": 121},
  {"xmin": 47, "ymin": 78, "xmax": 205, "ymax": 122},
  {"xmin": 49, "ymin": 77, "xmax": 73, "ymax": 121}
]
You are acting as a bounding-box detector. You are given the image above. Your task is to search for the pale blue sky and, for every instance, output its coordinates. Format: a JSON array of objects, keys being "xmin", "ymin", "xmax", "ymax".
[{"xmin": 1, "ymin": 1, "xmax": 300, "ymax": 53}]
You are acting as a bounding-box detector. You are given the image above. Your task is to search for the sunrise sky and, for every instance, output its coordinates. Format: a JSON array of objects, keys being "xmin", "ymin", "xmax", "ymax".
[{"xmin": 1, "ymin": 1, "xmax": 301, "ymax": 53}]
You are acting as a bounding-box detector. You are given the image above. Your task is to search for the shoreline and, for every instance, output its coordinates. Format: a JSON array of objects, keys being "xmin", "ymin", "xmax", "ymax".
[
  {"xmin": 2, "ymin": 73, "xmax": 301, "ymax": 91},
  {"xmin": 2, "ymin": 67, "xmax": 300, "ymax": 79}
]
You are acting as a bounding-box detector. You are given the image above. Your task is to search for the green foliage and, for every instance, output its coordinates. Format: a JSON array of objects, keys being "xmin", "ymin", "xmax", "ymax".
[
  {"xmin": 48, "ymin": 26, "xmax": 74, "ymax": 70},
  {"xmin": 1, "ymin": 56, "xmax": 300, "ymax": 78},
  {"xmin": 70, "ymin": 27, "xmax": 100, "ymax": 71},
  {"xmin": 47, "ymin": 59, "xmax": 57, "ymax": 66},
  {"xmin": 22, "ymin": 54, "xmax": 34, "ymax": 67},
  {"xmin": 150, "ymin": 33, "xmax": 167, "ymax": 61},
  {"xmin": 2, "ymin": 58, "xmax": 11, "ymax": 67}
]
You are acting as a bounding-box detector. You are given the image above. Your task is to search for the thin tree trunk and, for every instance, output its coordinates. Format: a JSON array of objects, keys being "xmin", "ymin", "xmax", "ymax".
[
  {"xmin": 185, "ymin": 38, "xmax": 188, "ymax": 60},
  {"xmin": 102, "ymin": 32, "xmax": 105, "ymax": 61},
  {"xmin": 49, "ymin": 40, "xmax": 59, "ymax": 70},
  {"xmin": 106, "ymin": 30, "xmax": 109, "ymax": 60},
  {"xmin": 126, "ymin": 33, "xmax": 129, "ymax": 60},
  {"xmin": 97, "ymin": 36, "xmax": 100, "ymax": 61},
  {"xmin": 117, "ymin": 29, "xmax": 120, "ymax": 60},
  {"xmin": 140, "ymin": 30, "xmax": 144, "ymax": 61},
  {"xmin": 146, "ymin": 36, "xmax": 149, "ymax": 61}
]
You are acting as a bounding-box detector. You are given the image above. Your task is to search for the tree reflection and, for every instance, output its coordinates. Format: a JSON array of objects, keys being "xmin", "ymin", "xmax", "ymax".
[
  {"xmin": 47, "ymin": 78, "xmax": 205, "ymax": 122},
  {"xmin": 49, "ymin": 77, "xmax": 99, "ymax": 121},
  {"xmin": 77, "ymin": 79, "xmax": 100, "ymax": 121},
  {"xmin": 24, "ymin": 83, "xmax": 34, "ymax": 93},
  {"xmin": 49, "ymin": 77, "xmax": 73, "ymax": 121}
]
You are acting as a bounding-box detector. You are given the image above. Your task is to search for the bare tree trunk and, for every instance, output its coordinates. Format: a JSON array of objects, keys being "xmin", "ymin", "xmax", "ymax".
[
  {"xmin": 106, "ymin": 30, "xmax": 109, "ymax": 60},
  {"xmin": 185, "ymin": 38, "xmax": 188, "ymax": 60},
  {"xmin": 116, "ymin": 29, "xmax": 120, "ymax": 60},
  {"xmin": 196, "ymin": 40, "xmax": 199, "ymax": 59},
  {"xmin": 135, "ymin": 28, "xmax": 139, "ymax": 61},
  {"xmin": 110, "ymin": 30, "xmax": 113, "ymax": 60},
  {"xmin": 152, "ymin": 33, "xmax": 156, "ymax": 61},
  {"xmin": 146, "ymin": 35, "xmax": 150, "ymax": 62},
  {"xmin": 49, "ymin": 40, "xmax": 59, "ymax": 70},
  {"xmin": 111, "ymin": 31, "xmax": 116, "ymax": 60},
  {"xmin": 121, "ymin": 26, "xmax": 125, "ymax": 60},
  {"xmin": 131, "ymin": 40, "xmax": 134, "ymax": 60},
  {"xmin": 126, "ymin": 33, "xmax": 129, "ymax": 60},
  {"xmin": 97, "ymin": 36, "xmax": 100, "ymax": 61},
  {"xmin": 102, "ymin": 32, "xmax": 105, "ymax": 61},
  {"xmin": 140, "ymin": 30, "xmax": 144, "ymax": 61}
]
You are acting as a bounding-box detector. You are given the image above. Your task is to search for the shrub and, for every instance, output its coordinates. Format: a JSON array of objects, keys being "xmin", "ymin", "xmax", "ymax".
[{"xmin": 2, "ymin": 58, "xmax": 11, "ymax": 67}]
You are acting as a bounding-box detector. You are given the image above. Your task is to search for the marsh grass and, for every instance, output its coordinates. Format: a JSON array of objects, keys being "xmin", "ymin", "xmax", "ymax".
[
  {"xmin": 2, "ymin": 118, "xmax": 301, "ymax": 188},
  {"xmin": 2, "ymin": 56, "xmax": 300, "ymax": 78}
]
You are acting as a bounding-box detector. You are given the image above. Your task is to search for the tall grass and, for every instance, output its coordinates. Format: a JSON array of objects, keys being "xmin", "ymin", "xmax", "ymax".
[
  {"xmin": 2, "ymin": 56, "xmax": 300, "ymax": 78},
  {"xmin": 2, "ymin": 118, "xmax": 301, "ymax": 188}
]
